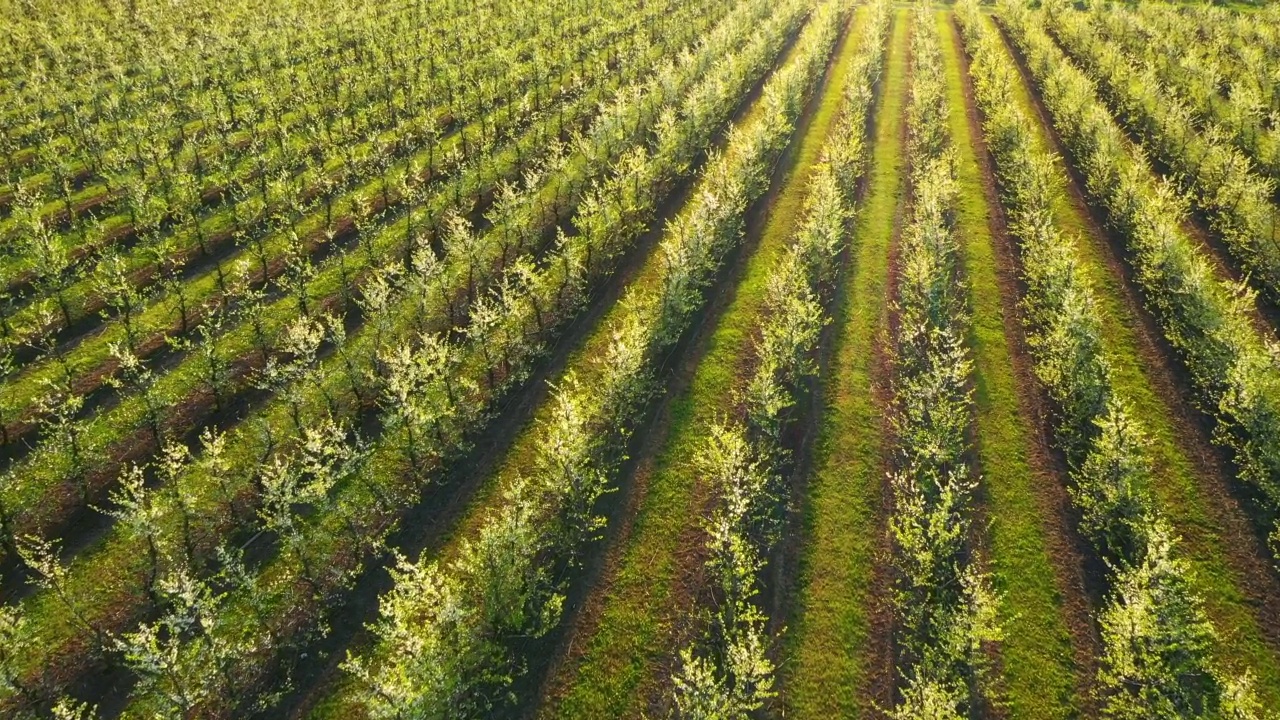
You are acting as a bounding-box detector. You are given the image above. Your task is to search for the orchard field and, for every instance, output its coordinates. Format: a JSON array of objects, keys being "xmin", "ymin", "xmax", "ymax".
[{"xmin": 2, "ymin": 0, "xmax": 1280, "ymax": 718}]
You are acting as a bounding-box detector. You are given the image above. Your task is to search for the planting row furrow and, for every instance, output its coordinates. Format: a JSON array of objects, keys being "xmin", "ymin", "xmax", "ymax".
[{"xmin": 781, "ymin": 8, "xmax": 910, "ymax": 715}]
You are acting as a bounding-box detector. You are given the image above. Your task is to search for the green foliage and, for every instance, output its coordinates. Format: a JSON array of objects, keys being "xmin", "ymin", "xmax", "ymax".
[
  {"xmin": 962, "ymin": 2, "xmax": 1272, "ymax": 715},
  {"xmin": 4, "ymin": 0, "xmax": 786, "ymax": 713},
  {"xmin": 669, "ymin": 5, "xmax": 890, "ymax": 715},
  {"xmin": 0, "ymin": 0, "xmax": 732, "ymax": 574},
  {"xmin": 1003, "ymin": 2, "xmax": 1280, "ymax": 556},
  {"xmin": 345, "ymin": 3, "xmax": 843, "ymax": 716},
  {"xmin": 1047, "ymin": 2, "xmax": 1280, "ymax": 323},
  {"xmin": 882, "ymin": 10, "xmax": 1000, "ymax": 717}
]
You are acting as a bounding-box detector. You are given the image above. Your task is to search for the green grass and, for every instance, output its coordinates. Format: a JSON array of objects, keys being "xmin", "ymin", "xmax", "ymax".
[
  {"xmin": 781, "ymin": 8, "xmax": 905, "ymax": 718},
  {"xmin": 539, "ymin": 10, "xmax": 867, "ymax": 719},
  {"xmin": 983, "ymin": 12, "xmax": 1280, "ymax": 707},
  {"xmin": 0, "ymin": 0, "xmax": 739, "ymax": 575},
  {"xmin": 414, "ymin": 0, "xmax": 810, "ymax": 583},
  {"xmin": 938, "ymin": 10, "xmax": 1084, "ymax": 719}
]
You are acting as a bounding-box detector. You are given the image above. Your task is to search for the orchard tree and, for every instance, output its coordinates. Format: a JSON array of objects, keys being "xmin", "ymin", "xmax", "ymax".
[
  {"xmin": 36, "ymin": 379, "xmax": 92, "ymax": 504},
  {"xmin": 115, "ymin": 566, "xmax": 251, "ymax": 719},
  {"xmin": 0, "ymin": 604, "xmax": 32, "ymax": 703},
  {"xmin": 255, "ymin": 315, "xmax": 325, "ymax": 430},
  {"xmin": 50, "ymin": 698, "xmax": 99, "ymax": 720},
  {"xmin": 17, "ymin": 535, "xmax": 109, "ymax": 653},
  {"xmin": 100, "ymin": 463, "xmax": 167, "ymax": 601},
  {"xmin": 379, "ymin": 332, "xmax": 466, "ymax": 472},
  {"xmin": 16, "ymin": 184, "xmax": 75, "ymax": 329},
  {"xmin": 105, "ymin": 341, "xmax": 166, "ymax": 446},
  {"xmin": 193, "ymin": 306, "xmax": 231, "ymax": 412},
  {"xmin": 94, "ymin": 253, "xmax": 146, "ymax": 354}
]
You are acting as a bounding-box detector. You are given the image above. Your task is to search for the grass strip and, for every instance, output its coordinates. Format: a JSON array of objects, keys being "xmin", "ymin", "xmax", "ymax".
[
  {"xmin": 536, "ymin": 9, "xmax": 867, "ymax": 718},
  {"xmin": 781, "ymin": 8, "xmax": 906, "ymax": 718},
  {"xmin": 939, "ymin": 10, "xmax": 1083, "ymax": 720}
]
